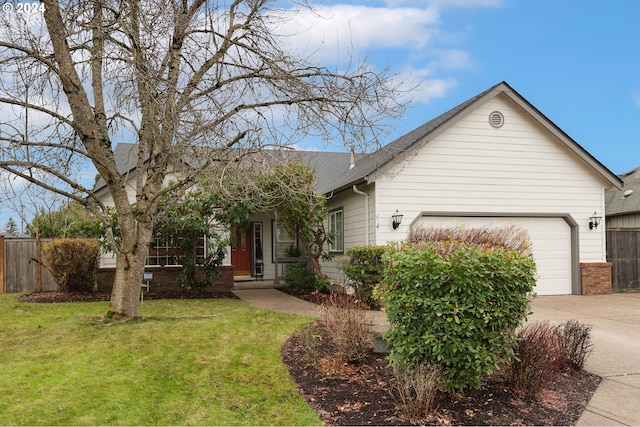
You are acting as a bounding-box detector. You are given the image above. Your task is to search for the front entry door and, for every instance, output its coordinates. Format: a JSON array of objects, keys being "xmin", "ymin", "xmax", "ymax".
[{"xmin": 231, "ymin": 228, "xmax": 251, "ymax": 276}]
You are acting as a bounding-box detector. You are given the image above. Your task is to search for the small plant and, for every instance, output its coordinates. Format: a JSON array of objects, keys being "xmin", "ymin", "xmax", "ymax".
[
  {"xmin": 297, "ymin": 322, "xmax": 324, "ymax": 363},
  {"xmin": 283, "ymin": 263, "xmax": 318, "ymax": 290},
  {"xmin": 391, "ymin": 363, "xmax": 442, "ymax": 423},
  {"xmin": 509, "ymin": 321, "xmax": 565, "ymax": 396},
  {"xmin": 319, "ymin": 291, "xmax": 371, "ymax": 362},
  {"xmin": 558, "ymin": 320, "xmax": 593, "ymax": 370},
  {"xmin": 343, "ymin": 245, "xmax": 393, "ymax": 306}
]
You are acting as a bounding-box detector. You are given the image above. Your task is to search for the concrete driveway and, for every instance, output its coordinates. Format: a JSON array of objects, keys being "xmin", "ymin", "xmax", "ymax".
[{"xmin": 530, "ymin": 293, "xmax": 640, "ymax": 426}]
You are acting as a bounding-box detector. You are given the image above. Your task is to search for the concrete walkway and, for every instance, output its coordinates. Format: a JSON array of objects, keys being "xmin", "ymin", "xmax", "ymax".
[{"xmin": 233, "ymin": 288, "xmax": 640, "ymax": 426}]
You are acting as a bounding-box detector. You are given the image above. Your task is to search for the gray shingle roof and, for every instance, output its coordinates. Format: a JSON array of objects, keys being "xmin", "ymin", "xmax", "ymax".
[
  {"xmin": 606, "ymin": 171, "xmax": 640, "ymax": 216},
  {"xmin": 97, "ymin": 81, "xmax": 622, "ymax": 197}
]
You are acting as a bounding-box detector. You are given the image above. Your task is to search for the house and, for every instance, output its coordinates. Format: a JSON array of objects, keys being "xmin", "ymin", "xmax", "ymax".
[
  {"xmin": 96, "ymin": 81, "xmax": 622, "ymax": 295},
  {"xmin": 605, "ymin": 167, "xmax": 640, "ymax": 290},
  {"xmin": 606, "ymin": 167, "xmax": 640, "ymax": 228}
]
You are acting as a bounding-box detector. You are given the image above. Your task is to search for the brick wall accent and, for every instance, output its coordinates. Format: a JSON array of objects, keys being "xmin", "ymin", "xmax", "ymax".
[
  {"xmin": 96, "ymin": 265, "xmax": 235, "ymax": 293},
  {"xmin": 580, "ymin": 262, "xmax": 612, "ymax": 295}
]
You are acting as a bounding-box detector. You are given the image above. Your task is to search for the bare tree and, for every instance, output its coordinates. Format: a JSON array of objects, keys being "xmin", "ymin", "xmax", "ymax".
[{"xmin": 0, "ymin": 0, "xmax": 407, "ymax": 319}]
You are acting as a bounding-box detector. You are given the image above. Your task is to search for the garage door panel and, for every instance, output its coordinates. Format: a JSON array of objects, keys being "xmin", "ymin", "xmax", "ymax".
[{"xmin": 414, "ymin": 216, "xmax": 572, "ymax": 295}]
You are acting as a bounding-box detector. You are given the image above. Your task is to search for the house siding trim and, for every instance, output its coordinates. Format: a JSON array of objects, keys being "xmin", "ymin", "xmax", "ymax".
[{"xmin": 410, "ymin": 211, "xmax": 580, "ymax": 295}]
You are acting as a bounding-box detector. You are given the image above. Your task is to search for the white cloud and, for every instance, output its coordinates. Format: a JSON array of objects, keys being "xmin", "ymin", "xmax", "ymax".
[
  {"xmin": 396, "ymin": 66, "xmax": 458, "ymax": 105},
  {"xmin": 275, "ymin": 0, "xmax": 501, "ymax": 106},
  {"xmin": 432, "ymin": 49, "xmax": 473, "ymax": 70},
  {"xmin": 279, "ymin": 4, "xmax": 440, "ymax": 62}
]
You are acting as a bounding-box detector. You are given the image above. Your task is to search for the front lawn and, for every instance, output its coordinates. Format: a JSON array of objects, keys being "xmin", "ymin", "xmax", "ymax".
[{"xmin": 0, "ymin": 294, "xmax": 321, "ymax": 426}]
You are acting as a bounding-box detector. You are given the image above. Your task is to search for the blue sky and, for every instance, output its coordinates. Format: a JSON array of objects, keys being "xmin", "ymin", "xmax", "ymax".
[
  {"xmin": 292, "ymin": 0, "xmax": 640, "ymax": 176},
  {"xmin": 2, "ymin": 0, "xmax": 640, "ymax": 229}
]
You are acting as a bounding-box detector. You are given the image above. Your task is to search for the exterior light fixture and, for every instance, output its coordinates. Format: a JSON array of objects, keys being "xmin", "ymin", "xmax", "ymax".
[
  {"xmin": 589, "ymin": 212, "xmax": 602, "ymax": 230},
  {"xmin": 392, "ymin": 209, "xmax": 403, "ymax": 230}
]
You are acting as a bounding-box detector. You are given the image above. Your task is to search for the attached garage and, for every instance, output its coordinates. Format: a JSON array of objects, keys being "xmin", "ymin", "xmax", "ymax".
[{"xmin": 413, "ymin": 215, "xmax": 575, "ymax": 295}]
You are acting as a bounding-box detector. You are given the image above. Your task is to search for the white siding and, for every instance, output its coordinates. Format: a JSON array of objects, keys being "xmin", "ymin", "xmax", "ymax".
[
  {"xmin": 374, "ymin": 94, "xmax": 610, "ymax": 263},
  {"xmin": 322, "ymin": 184, "xmax": 376, "ymax": 279}
]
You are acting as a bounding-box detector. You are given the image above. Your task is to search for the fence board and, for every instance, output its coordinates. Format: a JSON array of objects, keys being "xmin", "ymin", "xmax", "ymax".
[
  {"xmin": 607, "ymin": 229, "xmax": 640, "ymax": 291},
  {"xmin": 3, "ymin": 238, "xmax": 58, "ymax": 293}
]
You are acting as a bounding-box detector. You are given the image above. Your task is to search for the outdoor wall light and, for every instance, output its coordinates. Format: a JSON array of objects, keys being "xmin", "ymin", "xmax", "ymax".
[
  {"xmin": 392, "ymin": 209, "xmax": 403, "ymax": 230},
  {"xmin": 589, "ymin": 212, "xmax": 602, "ymax": 230}
]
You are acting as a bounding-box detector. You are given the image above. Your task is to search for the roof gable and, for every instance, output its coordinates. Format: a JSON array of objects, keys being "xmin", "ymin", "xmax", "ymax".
[{"xmin": 322, "ymin": 81, "xmax": 622, "ymax": 194}]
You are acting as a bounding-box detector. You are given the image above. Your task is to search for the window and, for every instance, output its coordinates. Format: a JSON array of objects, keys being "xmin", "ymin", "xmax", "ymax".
[
  {"xmin": 272, "ymin": 221, "xmax": 298, "ymax": 261},
  {"xmin": 146, "ymin": 233, "xmax": 206, "ymax": 266},
  {"xmin": 328, "ymin": 208, "xmax": 344, "ymax": 253}
]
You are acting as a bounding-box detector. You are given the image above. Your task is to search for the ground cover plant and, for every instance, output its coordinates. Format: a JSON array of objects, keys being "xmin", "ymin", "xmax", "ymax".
[{"xmin": 0, "ymin": 294, "xmax": 320, "ymax": 426}]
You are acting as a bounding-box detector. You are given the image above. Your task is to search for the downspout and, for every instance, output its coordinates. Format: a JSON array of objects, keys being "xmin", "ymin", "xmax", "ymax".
[{"xmin": 352, "ymin": 185, "xmax": 369, "ymax": 246}]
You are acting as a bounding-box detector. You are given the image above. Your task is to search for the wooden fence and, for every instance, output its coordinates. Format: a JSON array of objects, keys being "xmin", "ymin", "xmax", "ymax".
[
  {"xmin": 606, "ymin": 229, "xmax": 640, "ymax": 291},
  {"xmin": 0, "ymin": 236, "xmax": 58, "ymax": 293}
]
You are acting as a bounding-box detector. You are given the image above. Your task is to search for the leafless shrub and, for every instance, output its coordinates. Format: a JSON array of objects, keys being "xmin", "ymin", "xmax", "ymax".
[
  {"xmin": 558, "ymin": 320, "xmax": 593, "ymax": 370},
  {"xmin": 510, "ymin": 321, "xmax": 565, "ymax": 396},
  {"xmin": 409, "ymin": 225, "xmax": 533, "ymax": 255},
  {"xmin": 297, "ymin": 322, "xmax": 324, "ymax": 363},
  {"xmin": 391, "ymin": 363, "xmax": 443, "ymax": 422},
  {"xmin": 42, "ymin": 238, "xmax": 100, "ymax": 293},
  {"xmin": 320, "ymin": 291, "xmax": 372, "ymax": 362}
]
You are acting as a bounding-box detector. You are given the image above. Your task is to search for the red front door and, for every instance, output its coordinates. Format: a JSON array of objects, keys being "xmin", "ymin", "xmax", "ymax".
[{"xmin": 231, "ymin": 228, "xmax": 251, "ymax": 276}]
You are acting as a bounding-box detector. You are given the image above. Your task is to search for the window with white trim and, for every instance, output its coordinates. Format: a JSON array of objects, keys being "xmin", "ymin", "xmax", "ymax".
[
  {"xmin": 328, "ymin": 208, "xmax": 344, "ymax": 253},
  {"xmin": 273, "ymin": 221, "xmax": 298, "ymax": 261},
  {"xmin": 146, "ymin": 233, "xmax": 206, "ymax": 266}
]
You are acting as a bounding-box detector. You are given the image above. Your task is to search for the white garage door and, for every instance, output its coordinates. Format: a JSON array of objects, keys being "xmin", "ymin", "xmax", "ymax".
[{"xmin": 414, "ymin": 216, "xmax": 572, "ymax": 295}]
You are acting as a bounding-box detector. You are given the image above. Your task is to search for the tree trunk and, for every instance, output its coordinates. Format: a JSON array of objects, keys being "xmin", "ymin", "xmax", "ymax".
[
  {"xmin": 106, "ymin": 216, "xmax": 154, "ymax": 319},
  {"xmin": 107, "ymin": 251, "xmax": 146, "ymax": 319}
]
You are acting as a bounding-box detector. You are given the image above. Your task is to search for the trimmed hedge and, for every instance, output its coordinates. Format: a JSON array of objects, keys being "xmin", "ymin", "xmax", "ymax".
[{"xmin": 384, "ymin": 242, "xmax": 536, "ymax": 393}]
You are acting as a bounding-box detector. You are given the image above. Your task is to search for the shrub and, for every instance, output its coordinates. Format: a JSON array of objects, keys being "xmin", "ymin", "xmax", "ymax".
[
  {"xmin": 384, "ymin": 240, "xmax": 536, "ymax": 393},
  {"xmin": 320, "ymin": 291, "xmax": 371, "ymax": 362},
  {"xmin": 42, "ymin": 238, "xmax": 100, "ymax": 293},
  {"xmin": 344, "ymin": 246, "xmax": 394, "ymax": 306},
  {"xmin": 297, "ymin": 322, "xmax": 324, "ymax": 363},
  {"xmin": 391, "ymin": 363, "xmax": 442, "ymax": 423},
  {"xmin": 509, "ymin": 321, "xmax": 565, "ymax": 396},
  {"xmin": 284, "ymin": 263, "xmax": 318, "ymax": 290},
  {"xmin": 558, "ymin": 320, "xmax": 593, "ymax": 370},
  {"xmin": 409, "ymin": 225, "xmax": 532, "ymax": 254}
]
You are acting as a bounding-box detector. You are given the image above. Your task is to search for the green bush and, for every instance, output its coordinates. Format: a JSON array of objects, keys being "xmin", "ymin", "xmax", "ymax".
[
  {"xmin": 42, "ymin": 238, "xmax": 100, "ymax": 293},
  {"xmin": 343, "ymin": 245, "xmax": 393, "ymax": 306},
  {"xmin": 384, "ymin": 242, "xmax": 536, "ymax": 393},
  {"xmin": 283, "ymin": 263, "xmax": 318, "ymax": 290}
]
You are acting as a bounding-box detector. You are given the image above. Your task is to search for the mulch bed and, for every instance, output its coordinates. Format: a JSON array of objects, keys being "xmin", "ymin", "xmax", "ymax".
[
  {"xmin": 17, "ymin": 287, "xmax": 601, "ymax": 425},
  {"xmin": 17, "ymin": 289, "xmax": 238, "ymax": 303},
  {"xmin": 282, "ymin": 327, "xmax": 600, "ymax": 426},
  {"xmin": 280, "ymin": 287, "xmax": 601, "ymax": 426}
]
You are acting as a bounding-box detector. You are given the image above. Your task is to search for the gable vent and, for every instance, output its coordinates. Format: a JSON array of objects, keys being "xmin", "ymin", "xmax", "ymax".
[{"xmin": 489, "ymin": 111, "xmax": 504, "ymax": 128}]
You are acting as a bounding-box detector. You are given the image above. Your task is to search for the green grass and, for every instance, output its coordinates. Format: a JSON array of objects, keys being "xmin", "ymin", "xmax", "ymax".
[{"xmin": 0, "ymin": 294, "xmax": 322, "ymax": 426}]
